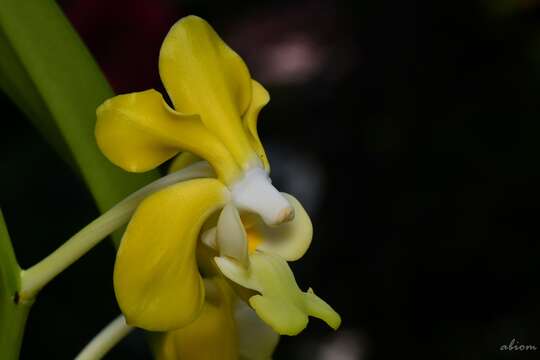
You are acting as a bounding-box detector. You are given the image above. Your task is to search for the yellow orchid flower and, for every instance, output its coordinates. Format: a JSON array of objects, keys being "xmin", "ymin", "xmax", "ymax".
[{"xmin": 95, "ymin": 14, "xmax": 340, "ymax": 338}]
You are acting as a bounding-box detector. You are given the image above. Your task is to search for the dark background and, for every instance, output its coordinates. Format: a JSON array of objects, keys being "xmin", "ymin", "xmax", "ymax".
[{"xmin": 1, "ymin": 0, "xmax": 539, "ymax": 359}]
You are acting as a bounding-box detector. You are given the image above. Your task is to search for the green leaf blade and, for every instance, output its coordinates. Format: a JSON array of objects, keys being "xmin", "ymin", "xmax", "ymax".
[{"xmin": 0, "ymin": 0, "xmax": 160, "ymax": 214}]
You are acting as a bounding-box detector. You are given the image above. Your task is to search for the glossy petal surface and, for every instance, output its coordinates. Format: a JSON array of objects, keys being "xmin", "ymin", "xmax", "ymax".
[
  {"xmin": 114, "ymin": 179, "xmax": 229, "ymax": 331},
  {"xmin": 159, "ymin": 15, "xmax": 257, "ymax": 169},
  {"xmin": 96, "ymin": 89, "xmax": 239, "ymax": 182}
]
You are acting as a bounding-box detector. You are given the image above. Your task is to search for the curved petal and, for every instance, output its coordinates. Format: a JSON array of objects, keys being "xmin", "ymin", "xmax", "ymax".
[
  {"xmin": 254, "ymin": 193, "xmax": 312, "ymax": 261},
  {"xmin": 217, "ymin": 204, "xmax": 249, "ymax": 266},
  {"xmin": 242, "ymin": 80, "xmax": 270, "ymax": 172},
  {"xmin": 152, "ymin": 278, "xmax": 238, "ymax": 360},
  {"xmin": 235, "ymin": 299, "xmax": 279, "ymax": 360},
  {"xmin": 215, "ymin": 252, "xmax": 341, "ymax": 335},
  {"xmin": 159, "ymin": 15, "xmax": 259, "ymax": 170},
  {"xmin": 114, "ymin": 179, "xmax": 230, "ymax": 331},
  {"xmin": 96, "ymin": 89, "xmax": 240, "ymax": 183},
  {"xmin": 168, "ymin": 152, "xmax": 202, "ymax": 173}
]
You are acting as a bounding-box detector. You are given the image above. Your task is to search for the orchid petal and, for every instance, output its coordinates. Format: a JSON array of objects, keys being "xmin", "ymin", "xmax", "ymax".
[
  {"xmin": 168, "ymin": 152, "xmax": 202, "ymax": 173},
  {"xmin": 159, "ymin": 15, "xmax": 258, "ymax": 170},
  {"xmin": 217, "ymin": 204, "xmax": 249, "ymax": 266},
  {"xmin": 215, "ymin": 252, "xmax": 341, "ymax": 335},
  {"xmin": 95, "ymin": 89, "xmax": 240, "ymax": 183},
  {"xmin": 243, "ymin": 80, "xmax": 270, "ymax": 172},
  {"xmin": 114, "ymin": 179, "xmax": 229, "ymax": 331},
  {"xmin": 153, "ymin": 278, "xmax": 238, "ymax": 360},
  {"xmin": 255, "ymin": 193, "xmax": 312, "ymax": 261}
]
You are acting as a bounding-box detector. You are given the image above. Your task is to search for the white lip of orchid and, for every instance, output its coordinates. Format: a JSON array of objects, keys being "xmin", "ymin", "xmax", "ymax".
[{"xmin": 230, "ymin": 167, "xmax": 294, "ymax": 225}]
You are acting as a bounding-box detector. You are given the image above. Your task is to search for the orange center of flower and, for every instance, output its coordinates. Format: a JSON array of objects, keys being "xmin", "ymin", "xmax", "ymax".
[
  {"xmin": 241, "ymin": 213, "xmax": 263, "ymax": 254},
  {"xmin": 245, "ymin": 226, "xmax": 263, "ymax": 254}
]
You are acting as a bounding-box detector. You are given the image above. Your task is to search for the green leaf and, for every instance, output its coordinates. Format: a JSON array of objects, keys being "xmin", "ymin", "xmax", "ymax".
[
  {"xmin": 0, "ymin": 0, "xmax": 160, "ymax": 217},
  {"xmin": 0, "ymin": 210, "xmax": 32, "ymax": 360},
  {"xmin": 0, "ymin": 1, "xmax": 162, "ymax": 356}
]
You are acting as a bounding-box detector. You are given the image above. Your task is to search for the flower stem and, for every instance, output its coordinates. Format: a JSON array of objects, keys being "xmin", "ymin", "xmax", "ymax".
[
  {"xmin": 75, "ymin": 315, "xmax": 132, "ymax": 360},
  {"xmin": 19, "ymin": 162, "xmax": 213, "ymax": 300}
]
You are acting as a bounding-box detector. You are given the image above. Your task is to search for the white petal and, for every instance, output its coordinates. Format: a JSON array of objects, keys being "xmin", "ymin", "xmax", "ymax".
[
  {"xmin": 217, "ymin": 204, "xmax": 249, "ymax": 266},
  {"xmin": 231, "ymin": 167, "xmax": 294, "ymax": 225}
]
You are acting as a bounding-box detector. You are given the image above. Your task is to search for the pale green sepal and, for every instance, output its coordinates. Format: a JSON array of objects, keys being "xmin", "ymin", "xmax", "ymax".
[
  {"xmin": 305, "ymin": 288, "xmax": 341, "ymax": 330},
  {"xmin": 215, "ymin": 251, "xmax": 341, "ymax": 335},
  {"xmin": 249, "ymin": 295, "xmax": 308, "ymax": 336}
]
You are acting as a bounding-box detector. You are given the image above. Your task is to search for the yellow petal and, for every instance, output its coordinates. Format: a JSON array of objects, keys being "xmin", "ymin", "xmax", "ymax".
[
  {"xmin": 243, "ymin": 80, "xmax": 271, "ymax": 172},
  {"xmin": 159, "ymin": 15, "xmax": 259, "ymax": 170},
  {"xmin": 168, "ymin": 152, "xmax": 202, "ymax": 173},
  {"xmin": 96, "ymin": 89, "xmax": 240, "ymax": 183},
  {"xmin": 114, "ymin": 179, "xmax": 230, "ymax": 331},
  {"xmin": 215, "ymin": 252, "xmax": 341, "ymax": 335},
  {"xmin": 196, "ymin": 237, "xmax": 221, "ymax": 278},
  {"xmin": 153, "ymin": 278, "xmax": 238, "ymax": 360},
  {"xmin": 246, "ymin": 224, "xmax": 264, "ymax": 254},
  {"xmin": 254, "ymin": 193, "xmax": 312, "ymax": 261}
]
